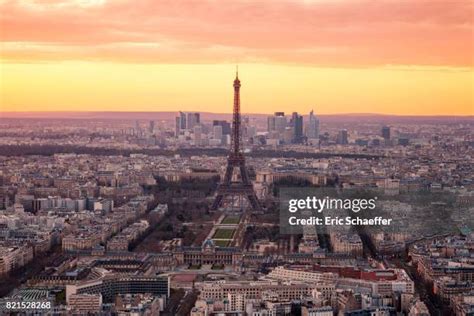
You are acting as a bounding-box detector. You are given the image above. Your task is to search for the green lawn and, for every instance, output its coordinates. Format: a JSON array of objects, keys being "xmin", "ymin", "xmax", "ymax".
[
  {"xmin": 221, "ymin": 215, "xmax": 241, "ymax": 225},
  {"xmin": 213, "ymin": 228, "xmax": 235, "ymax": 239},
  {"xmin": 213, "ymin": 239, "xmax": 231, "ymax": 247},
  {"xmin": 211, "ymin": 263, "xmax": 225, "ymax": 270},
  {"xmin": 189, "ymin": 264, "xmax": 201, "ymax": 270}
]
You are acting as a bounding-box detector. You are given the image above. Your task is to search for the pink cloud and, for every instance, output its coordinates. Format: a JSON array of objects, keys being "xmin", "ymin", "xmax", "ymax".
[{"xmin": 1, "ymin": 0, "xmax": 472, "ymax": 66}]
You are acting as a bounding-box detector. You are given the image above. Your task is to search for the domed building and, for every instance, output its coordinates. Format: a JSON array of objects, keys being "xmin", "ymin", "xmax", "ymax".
[{"xmin": 173, "ymin": 239, "xmax": 242, "ymax": 266}]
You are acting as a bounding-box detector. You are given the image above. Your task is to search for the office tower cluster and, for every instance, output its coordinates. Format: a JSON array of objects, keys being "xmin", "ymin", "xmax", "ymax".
[
  {"xmin": 211, "ymin": 120, "xmax": 231, "ymax": 146},
  {"xmin": 174, "ymin": 111, "xmax": 204, "ymax": 146},
  {"xmin": 89, "ymin": 76, "xmax": 412, "ymax": 153},
  {"xmin": 119, "ymin": 120, "xmax": 167, "ymax": 147},
  {"xmin": 120, "ymin": 110, "xmax": 408, "ymax": 150},
  {"xmin": 174, "ymin": 112, "xmax": 233, "ymax": 147},
  {"xmin": 267, "ymin": 110, "xmax": 320, "ymax": 145},
  {"xmin": 173, "ymin": 111, "xmax": 256, "ymax": 148},
  {"xmin": 175, "ymin": 111, "xmax": 201, "ymax": 136}
]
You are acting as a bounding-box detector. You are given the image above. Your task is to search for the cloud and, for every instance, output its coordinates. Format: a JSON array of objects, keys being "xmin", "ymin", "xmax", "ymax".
[{"xmin": 1, "ymin": 0, "xmax": 473, "ymax": 66}]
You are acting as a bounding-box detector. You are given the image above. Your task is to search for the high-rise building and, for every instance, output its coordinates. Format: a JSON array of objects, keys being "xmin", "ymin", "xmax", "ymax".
[
  {"xmin": 290, "ymin": 112, "xmax": 303, "ymax": 144},
  {"xmin": 213, "ymin": 120, "xmax": 231, "ymax": 135},
  {"xmin": 187, "ymin": 113, "xmax": 195, "ymax": 129},
  {"xmin": 149, "ymin": 120, "xmax": 155, "ymax": 134},
  {"xmin": 193, "ymin": 125, "xmax": 202, "ymax": 146},
  {"xmin": 306, "ymin": 110, "xmax": 320, "ymax": 141},
  {"xmin": 213, "ymin": 125, "xmax": 223, "ymax": 142},
  {"xmin": 179, "ymin": 112, "xmax": 186, "ymax": 129},
  {"xmin": 274, "ymin": 112, "xmax": 287, "ymax": 134},
  {"xmin": 267, "ymin": 112, "xmax": 287, "ymax": 134},
  {"xmin": 246, "ymin": 125, "xmax": 257, "ymax": 138},
  {"xmin": 337, "ymin": 129, "xmax": 349, "ymax": 145},
  {"xmin": 187, "ymin": 112, "xmax": 200, "ymax": 130},
  {"xmin": 175, "ymin": 117, "xmax": 180, "ymax": 137},
  {"xmin": 175, "ymin": 112, "xmax": 187, "ymax": 137},
  {"xmin": 382, "ymin": 126, "xmax": 391, "ymax": 140},
  {"xmin": 267, "ymin": 116, "xmax": 275, "ymax": 132},
  {"xmin": 134, "ymin": 120, "xmax": 141, "ymax": 136}
]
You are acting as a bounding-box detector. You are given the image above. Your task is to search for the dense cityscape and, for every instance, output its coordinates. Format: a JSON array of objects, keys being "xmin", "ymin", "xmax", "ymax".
[
  {"xmin": 0, "ymin": 74, "xmax": 473, "ymax": 316},
  {"xmin": 1, "ymin": 0, "xmax": 472, "ymax": 314}
]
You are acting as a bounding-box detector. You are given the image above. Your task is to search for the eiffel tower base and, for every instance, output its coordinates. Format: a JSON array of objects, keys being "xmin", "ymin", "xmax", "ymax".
[{"xmin": 212, "ymin": 184, "xmax": 261, "ymax": 211}]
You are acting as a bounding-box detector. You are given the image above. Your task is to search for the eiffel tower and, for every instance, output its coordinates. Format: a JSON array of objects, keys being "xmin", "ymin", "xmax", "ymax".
[{"xmin": 211, "ymin": 69, "xmax": 261, "ymax": 211}]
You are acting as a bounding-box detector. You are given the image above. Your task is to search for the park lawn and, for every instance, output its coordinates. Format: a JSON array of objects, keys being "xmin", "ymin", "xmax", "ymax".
[
  {"xmin": 189, "ymin": 264, "xmax": 201, "ymax": 270},
  {"xmin": 213, "ymin": 239, "xmax": 231, "ymax": 247},
  {"xmin": 211, "ymin": 263, "xmax": 225, "ymax": 270},
  {"xmin": 221, "ymin": 215, "xmax": 241, "ymax": 225},
  {"xmin": 213, "ymin": 228, "xmax": 235, "ymax": 239}
]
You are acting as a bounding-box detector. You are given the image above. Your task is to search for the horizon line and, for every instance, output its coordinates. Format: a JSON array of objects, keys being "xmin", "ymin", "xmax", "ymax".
[{"xmin": 0, "ymin": 111, "xmax": 473, "ymax": 118}]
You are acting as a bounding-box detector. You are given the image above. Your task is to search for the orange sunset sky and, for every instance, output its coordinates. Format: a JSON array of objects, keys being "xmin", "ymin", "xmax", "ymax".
[{"xmin": 0, "ymin": 0, "xmax": 473, "ymax": 115}]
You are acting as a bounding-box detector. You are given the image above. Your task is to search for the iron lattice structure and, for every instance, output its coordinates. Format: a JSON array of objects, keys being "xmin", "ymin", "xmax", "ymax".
[{"xmin": 211, "ymin": 70, "xmax": 261, "ymax": 211}]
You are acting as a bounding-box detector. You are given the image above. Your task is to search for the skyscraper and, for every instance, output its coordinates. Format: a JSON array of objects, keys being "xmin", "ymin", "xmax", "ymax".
[
  {"xmin": 193, "ymin": 125, "xmax": 202, "ymax": 146},
  {"xmin": 134, "ymin": 120, "xmax": 141, "ymax": 136},
  {"xmin": 306, "ymin": 110, "xmax": 320, "ymax": 142},
  {"xmin": 179, "ymin": 112, "xmax": 187, "ymax": 129},
  {"xmin": 213, "ymin": 120, "xmax": 231, "ymax": 135},
  {"xmin": 267, "ymin": 116, "xmax": 275, "ymax": 132},
  {"xmin": 337, "ymin": 129, "xmax": 349, "ymax": 145},
  {"xmin": 187, "ymin": 112, "xmax": 200, "ymax": 130},
  {"xmin": 175, "ymin": 111, "xmax": 187, "ymax": 137},
  {"xmin": 149, "ymin": 120, "xmax": 155, "ymax": 134},
  {"xmin": 213, "ymin": 125, "xmax": 223, "ymax": 143},
  {"xmin": 274, "ymin": 112, "xmax": 287, "ymax": 134},
  {"xmin": 175, "ymin": 117, "xmax": 180, "ymax": 137},
  {"xmin": 382, "ymin": 126, "xmax": 391, "ymax": 140},
  {"xmin": 267, "ymin": 112, "xmax": 286, "ymax": 131},
  {"xmin": 290, "ymin": 112, "xmax": 303, "ymax": 144}
]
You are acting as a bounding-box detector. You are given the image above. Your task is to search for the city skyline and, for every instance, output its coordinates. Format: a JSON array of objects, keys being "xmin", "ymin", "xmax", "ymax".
[
  {"xmin": 2, "ymin": 110, "xmax": 474, "ymax": 118},
  {"xmin": 1, "ymin": 0, "xmax": 473, "ymax": 115},
  {"xmin": 0, "ymin": 2, "xmax": 473, "ymax": 314},
  {"xmin": 0, "ymin": 65, "xmax": 472, "ymax": 315}
]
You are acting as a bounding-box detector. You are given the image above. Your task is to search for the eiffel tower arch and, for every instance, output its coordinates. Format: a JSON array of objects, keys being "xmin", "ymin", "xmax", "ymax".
[{"xmin": 211, "ymin": 69, "xmax": 261, "ymax": 211}]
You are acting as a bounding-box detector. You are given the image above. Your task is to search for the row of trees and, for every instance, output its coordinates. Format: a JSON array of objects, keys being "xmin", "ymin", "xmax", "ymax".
[{"xmin": 0, "ymin": 144, "xmax": 381, "ymax": 160}]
